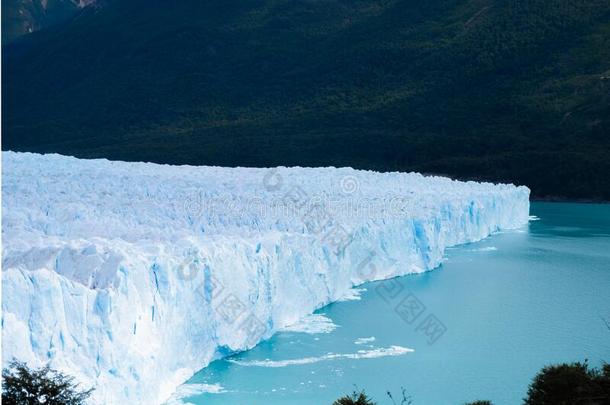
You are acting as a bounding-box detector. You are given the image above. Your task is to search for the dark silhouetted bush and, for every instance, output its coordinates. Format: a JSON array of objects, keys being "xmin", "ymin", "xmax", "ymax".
[
  {"xmin": 524, "ymin": 361, "xmax": 610, "ymax": 405},
  {"xmin": 332, "ymin": 390, "xmax": 376, "ymax": 405},
  {"xmin": 2, "ymin": 360, "xmax": 93, "ymax": 405}
]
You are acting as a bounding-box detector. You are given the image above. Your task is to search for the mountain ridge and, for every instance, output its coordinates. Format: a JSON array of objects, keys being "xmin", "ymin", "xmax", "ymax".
[{"xmin": 1, "ymin": 0, "xmax": 99, "ymax": 44}]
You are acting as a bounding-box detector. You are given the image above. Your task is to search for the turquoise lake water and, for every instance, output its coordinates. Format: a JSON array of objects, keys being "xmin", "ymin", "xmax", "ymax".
[{"xmin": 176, "ymin": 202, "xmax": 610, "ymax": 405}]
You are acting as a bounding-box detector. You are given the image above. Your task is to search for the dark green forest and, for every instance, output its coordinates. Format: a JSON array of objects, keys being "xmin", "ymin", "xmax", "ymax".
[{"xmin": 3, "ymin": 0, "xmax": 610, "ymax": 199}]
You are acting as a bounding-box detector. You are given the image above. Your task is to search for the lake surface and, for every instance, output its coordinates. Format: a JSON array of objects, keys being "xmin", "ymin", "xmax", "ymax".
[{"xmin": 173, "ymin": 202, "xmax": 610, "ymax": 405}]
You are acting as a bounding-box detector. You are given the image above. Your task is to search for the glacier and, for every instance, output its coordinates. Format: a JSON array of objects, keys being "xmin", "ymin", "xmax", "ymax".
[{"xmin": 1, "ymin": 151, "xmax": 530, "ymax": 404}]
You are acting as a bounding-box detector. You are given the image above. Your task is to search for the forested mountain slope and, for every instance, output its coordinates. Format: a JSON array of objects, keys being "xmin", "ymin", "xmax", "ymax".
[{"xmin": 3, "ymin": 0, "xmax": 610, "ymax": 199}]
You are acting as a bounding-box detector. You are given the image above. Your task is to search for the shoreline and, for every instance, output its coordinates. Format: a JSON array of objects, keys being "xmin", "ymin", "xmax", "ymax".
[{"xmin": 530, "ymin": 197, "xmax": 610, "ymax": 204}]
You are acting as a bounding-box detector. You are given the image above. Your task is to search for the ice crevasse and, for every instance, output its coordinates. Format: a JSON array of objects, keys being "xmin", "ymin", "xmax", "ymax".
[{"xmin": 1, "ymin": 152, "xmax": 530, "ymax": 404}]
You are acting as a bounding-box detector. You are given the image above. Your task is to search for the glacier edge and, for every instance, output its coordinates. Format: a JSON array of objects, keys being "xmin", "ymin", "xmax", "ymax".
[{"xmin": 1, "ymin": 152, "xmax": 530, "ymax": 404}]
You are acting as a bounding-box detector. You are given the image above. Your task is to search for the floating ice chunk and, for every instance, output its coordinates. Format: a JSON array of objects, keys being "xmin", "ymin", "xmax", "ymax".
[
  {"xmin": 164, "ymin": 383, "xmax": 225, "ymax": 405},
  {"xmin": 227, "ymin": 345, "xmax": 413, "ymax": 367},
  {"xmin": 468, "ymin": 246, "xmax": 498, "ymax": 252},
  {"xmin": 354, "ymin": 337, "xmax": 376, "ymax": 345},
  {"xmin": 280, "ymin": 314, "xmax": 338, "ymax": 334}
]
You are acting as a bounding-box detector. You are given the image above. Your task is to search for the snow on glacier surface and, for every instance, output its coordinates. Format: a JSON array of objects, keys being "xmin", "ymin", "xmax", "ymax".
[{"xmin": 1, "ymin": 152, "xmax": 530, "ymax": 404}]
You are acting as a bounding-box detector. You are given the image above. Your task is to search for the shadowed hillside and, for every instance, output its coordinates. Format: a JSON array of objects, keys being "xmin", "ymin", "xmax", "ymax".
[
  {"xmin": 3, "ymin": 0, "xmax": 610, "ymax": 199},
  {"xmin": 1, "ymin": 0, "xmax": 86, "ymax": 44}
]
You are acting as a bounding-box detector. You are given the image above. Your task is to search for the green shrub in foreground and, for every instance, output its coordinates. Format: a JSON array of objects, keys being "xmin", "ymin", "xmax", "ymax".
[
  {"xmin": 2, "ymin": 360, "xmax": 93, "ymax": 405},
  {"xmin": 524, "ymin": 361, "xmax": 610, "ymax": 405},
  {"xmin": 332, "ymin": 390, "xmax": 376, "ymax": 405}
]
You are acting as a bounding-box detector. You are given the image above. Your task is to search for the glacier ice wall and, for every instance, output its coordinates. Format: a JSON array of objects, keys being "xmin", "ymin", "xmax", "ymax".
[{"xmin": 1, "ymin": 152, "xmax": 530, "ymax": 404}]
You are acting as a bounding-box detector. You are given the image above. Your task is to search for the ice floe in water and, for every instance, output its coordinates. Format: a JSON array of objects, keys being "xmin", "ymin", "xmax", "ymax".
[
  {"xmin": 354, "ymin": 337, "xmax": 376, "ymax": 345},
  {"xmin": 164, "ymin": 383, "xmax": 226, "ymax": 404},
  {"xmin": 468, "ymin": 246, "xmax": 498, "ymax": 252},
  {"xmin": 227, "ymin": 345, "xmax": 413, "ymax": 368},
  {"xmin": 280, "ymin": 314, "xmax": 338, "ymax": 334}
]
